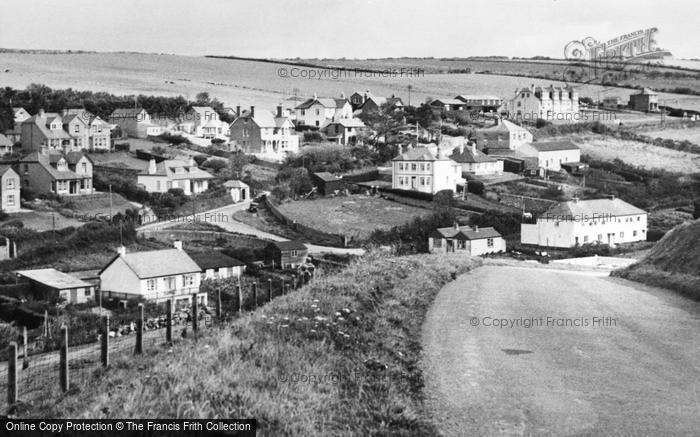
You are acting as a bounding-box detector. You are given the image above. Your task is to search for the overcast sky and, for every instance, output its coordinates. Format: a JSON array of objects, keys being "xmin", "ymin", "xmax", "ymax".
[{"xmin": 1, "ymin": 0, "xmax": 697, "ymax": 59}]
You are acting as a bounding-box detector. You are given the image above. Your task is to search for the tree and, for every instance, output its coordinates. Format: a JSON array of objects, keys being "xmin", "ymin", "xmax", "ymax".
[
  {"xmin": 195, "ymin": 92, "xmax": 211, "ymax": 106},
  {"xmin": 203, "ymin": 159, "xmax": 227, "ymax": 173}
]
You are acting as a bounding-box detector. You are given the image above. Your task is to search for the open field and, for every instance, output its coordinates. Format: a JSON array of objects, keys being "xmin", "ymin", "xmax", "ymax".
[
  {"xmin": 2, "ymin": 211, "xmax": 83, "ymax": 232},
  {"xmin": 570, "ymin": 135, "xmax": 700, "ymax": 173},
  {"xmin": 3, "ymin": 52, "xmax": 700, "ymax": 113},
  {"xmin": 277, "ymin": 195, "xmax": 431, "ymax": 240},
  {"xmin": 644, "ymin": 126, "xmax": 700, "ymax": 143}
]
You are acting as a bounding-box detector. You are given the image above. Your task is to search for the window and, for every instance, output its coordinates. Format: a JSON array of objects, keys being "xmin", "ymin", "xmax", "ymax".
[
  {"xmin": 23, "ymin": 164, "xmax": 29, "ymax": 174},
  {"xmin": 73, "ymin": 124, "xmax": 79, "ymax": 133},
  {"xmin": 315, "ymin": 109, "xmax": 320, "ymax": 115},
  {"xmin": 6, "ymin": 178, "xmax": 15, "ymax": 189},
  {"xmin": 637, "ymin": 216, "xmax": 641, "ymax": 221},
  {"xmin": 487, "ymin": 238, "xmax": 494, "ymax": 247},
  {"xmin": 457, "ymin": 240, "xmax": 466, "ymax": 250},
  {"xmin": 81, "ymin": 162, "xmax": 87, "ymax": 172},
  {"xmin": 583, "ymin": 236, "xmax": 589, "ymax": 243},
  {"xmin": 633, "ymin": 230, "xmax": 637, "ymax": 237},
  {"xmin": 433, "ymin": 239, "xmax": 442, "ymax": 248},
  {"xmin": 598, "ymin": 234, "xmax": 602, "ymax": 241},
  {"xmin": 290, "ymin": 250, "xmax": 298, "ymax": 257},
  {"xmin": 300, "ymin": 110, "xmax": 305, "ymax": 116},
  {"xmin": 411, "ymin": 163, "xmax": 417, "ymax": 171},
  {"xmin": 420, "ymin": 163, "xmax": 425, "ymax": 171},
  {"xmin": 183, "ymin": 274, "xmax": 195, "ymax": 287},
  {"xmin": 146, "ymin": 279, "xmax": 156, "ymax": 291},
  {"xmin": 84, "ymin": 288, "xmax": 91, "ymax": 297},
  {"xmin": 426, "ymin": 163, "xmax": 431, "ymax": 171},
  {"xmin": 164, "ymin": 276, "xmax": 176, "ymax": 290},
  {"xmin": 620, "ymin": 232, "xmax": 624, "ymax": 238},
  {"xmin": 398, "ymin": 163, "xmax": 404, "ymax": 171},
  {"xmin": 419, "ymin": 177, "xmax": 425, "ymax": 186},
  {"xmin": 7, "ymin": 195, "xmax": 14, "ymax": 206}
]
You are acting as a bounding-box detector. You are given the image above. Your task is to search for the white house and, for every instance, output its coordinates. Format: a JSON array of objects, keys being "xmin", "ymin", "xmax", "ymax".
[
  {"xmin": 518, "ymin": 141, "xmax": 581, "ymax": 172},
  {"xmin": 392, "ymin": 147, "xmax": 464, "ymax": 194},
  {"xmin": 16, "ymin": 268, "xmax": 96, "ymax": 304},
  {"xmin": 99, "ymin": 241, "xmax": 206, "ymax": 308},
  {"xmin": 137, "ymin": 158, "xmax": 213, "ymax": 195},
  {"xmin": 0, "ymin": 165, "xmax": 21, "ymax": 213},
  {"xmin": 188, "ymin": 251, "xmax": 246, "ymax": 280},
  {"xmin": 521, "ymin": 197, "xmax": 648, "ymax": 248},
  {"xmin": 478, "ymin": 118, "xmax": 533, "ymax": 152},
  {"xmin": 109, "ymin": 108, "xmax": 163, "ymax": 138},
  {"xmin": 321, "ymin": 118, "xmax": 366, "ymax": 145},
  {"xmin": 185, "ymin": 106, "xmax": 229, "ymax": 138},
  {"xmin": 294, "ymin": 95, "xmax": 353, "ymax": 128},
  {"xmin": 223, "ymin": 180, "xmax": 250, "ymax": 202},
  {"xmin": 507, "ymin": 84, "xmax": 579, "ymax": 122},
  {"xmin": 450, "ymin": 143, "xmax": 503, "ymax": 176},
  {"xmin": 429, "ymin": 224, "xmax": 506, "ymax": 256},
  {"xmin": 229, "ymin": 106, "xmax": 299, "ymax": 160}
]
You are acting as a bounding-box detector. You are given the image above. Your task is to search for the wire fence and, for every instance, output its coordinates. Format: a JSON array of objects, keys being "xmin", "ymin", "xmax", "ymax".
[{"xmin": 0, "ymin": 271, "xmax": 313, "ymax": 413}]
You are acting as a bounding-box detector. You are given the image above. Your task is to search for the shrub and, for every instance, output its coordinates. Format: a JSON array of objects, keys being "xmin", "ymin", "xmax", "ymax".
[
  {"xmin": 202, "ymin": 158, "xmax": 227, "ymax": 172},
  {"xmin": 114, "ymin": 142, "xmax": 130, "ymax": 152},
  {"xmin": 193, "ymin": 154, "xmax": 209, "ymax": 166},
  {"xmin": 303, "ymin": 131, "xmax": 324, "ymax": 143},
  {"xmin": 467, "ymin": 180, "xmax": 485, "ymax": 195}
]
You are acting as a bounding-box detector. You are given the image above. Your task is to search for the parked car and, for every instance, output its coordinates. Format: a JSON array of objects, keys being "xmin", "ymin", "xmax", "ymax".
[{"xmin": 249, "ymin": 202, "xmax": 259, "ymax": 213}]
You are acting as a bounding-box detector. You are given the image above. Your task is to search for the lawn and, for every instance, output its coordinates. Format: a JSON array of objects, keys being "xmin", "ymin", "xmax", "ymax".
[{"xmin": 276, "ymin": 195, "xmax": 432, "ymax": 240}]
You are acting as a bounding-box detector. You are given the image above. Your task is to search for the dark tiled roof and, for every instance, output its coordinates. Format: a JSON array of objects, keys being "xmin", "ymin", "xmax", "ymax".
[
  {"xmin": 434, "ymin": 226, "xmax": 502, "ymax": 240},
  {"xmin": 271, "ymin": 241, "xmax": 308, "ymax": 251},
  {"xmin": 187, "ymin": 251, "xmax": 245, "ymax": 270},
  {"xmin": 528, "ymin": 141, "xmax": 580, "ymax": 152}
]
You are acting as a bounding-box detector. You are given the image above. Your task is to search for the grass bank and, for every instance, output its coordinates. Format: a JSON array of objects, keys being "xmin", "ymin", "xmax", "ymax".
[{"xmin": 25, "ymin": 252, "xmax": 479, "ymax": 435}]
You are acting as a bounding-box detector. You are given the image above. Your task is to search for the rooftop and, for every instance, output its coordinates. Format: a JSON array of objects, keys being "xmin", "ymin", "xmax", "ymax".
[
  {"xmin": 541, "ymin": 197, "xmax": 647, "ymax": 219},
  {"xmin": 16, "ymin": 268, "xmax": 92, "ymax": 290},
  {"xmin": 102, "ymin": 248, "xmax": 201, "ymax": 279},
  {"xmin": 434, "ymin": 225, "xmax": 502, "ymax": 240},
  {"xmin": 187, "ymin": 251, "xmax": 246, "ymax": 270}
]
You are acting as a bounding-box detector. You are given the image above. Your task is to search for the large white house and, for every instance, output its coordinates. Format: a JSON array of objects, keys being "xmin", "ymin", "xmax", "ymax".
[
  {"xmin": 99, "ymin": 241, "xmax": 206, "ymax": 308},
  {"xmin": 294, "ymin": 95, "xmax": 353, "ymax": 128},
  {"xmin": 521, "ymin": 197, "xmax": 648, "ymax": 248},
  {"xmin": 518, "ymin": 141, "xmax": 581, "ymax": 172},
  {"xmin": 507, "ymin": 85, "xmax": 579, "ymax": 122},
  {"xmin": 229, "ymin": 106, "xmax": 299, "ymax": 160},
  {"xmin": 137, "ymin": 158, "xmax": 213, "ymax": 195},
  {"xmin": 392, "ymin": 147, "xmax": 464, "ymax": 194}
]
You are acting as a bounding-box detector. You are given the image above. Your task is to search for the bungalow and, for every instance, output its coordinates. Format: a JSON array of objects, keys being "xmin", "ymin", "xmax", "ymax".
[
  {"xmin": 16, "ymin": 268, "xmax": 96, "ymax": 304},
  {"xmin": 428, "ymin": 98, "xmax": 466, "ymax": 112},
  {"xmin": 521, "ymin": 197, "xmax": 648, "ymax": 248},
  {"xmin": 223, "ymin": 179, "xmax": 250, "ymax": 202},
  {"xmin": 21, "ymin": 110, "xmax": 75, "ymax": 153},
  {"xmin": 294, "ymin": 95, "xmax": 353, "ymax": 128},
  {"xmin": 454, "ymin": 95, "xmax": 503, "ymax": 112},
  {"xmin": 392, "ymin": 146, "xmax": 464, "ymax": 194},
  {"xmin": 188, "ymin": 251, "xmax": 246, "ymax": 280},
  {"xmin": 99, "ymin": 241, "xmax": 206, "ymax": 308},
  {"xmin": 0, "ymin": 166, "xmax": 21, "ymax": 213},
  {"xmin": 137, "ymin": 158, "xmax": 213, "ymax": 195},
  {"xmin": 450, "ymin": 143, "xmax": 503, "ymax": 176},
  {"xmin": 265, "ymin": 241, "xmax": 309, "ymax": 269},
  {"xmin": 0, "ymin": 133, "xmax": 14, "ymax": 156},
  {"xmin": 18, "ymin": 151, "xmax": 93, "ymax": 196},
  {"xmin": 229, "ymin": 106, "xmax": 299, "ymax": 159},
  {"xmin": 108, "ymin": 108, "xmax": 162, "ymax": 138},
  {"xmin": 518, "ymin": 141, "xmax": 580, "ymax": 172},
  {"xmin": 429, "ymin": 224, "xmax": 506, "ymax": 256},
  {"xmin": 321, "ymin": 118, "xmax": 366, "ymax": 145}
]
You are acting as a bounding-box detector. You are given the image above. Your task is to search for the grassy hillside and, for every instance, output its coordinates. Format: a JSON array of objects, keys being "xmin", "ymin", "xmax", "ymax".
[
  {"xmin": 26, "ymin": 252, "xmax": 479, "ymax": 435},
  {"xmin": 613, "ymin": 219, "xmax": 700, "ymax": 300}
]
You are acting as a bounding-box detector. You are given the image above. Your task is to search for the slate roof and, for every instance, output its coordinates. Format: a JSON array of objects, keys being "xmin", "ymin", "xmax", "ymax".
[
  {"xmin": 392, "ymin": 147, "xmax": 455, "ymax": 162},
  {"xmin": 541, "ymin": 198, "xmax": 647, "ymax": 219},
  {"xmin": 16, "ymin": 268, "xmax": 93, "ymax": 290},
  {"xmin": 187, "ymin": 251, "xmax": 245, "ymax": 270},
  {"xmin": 433, "ymin": 226, "xmax": 502, "ymax": 240},
  {"xmin": 527, "ymin": 141, "xmax": 580, "ymax": 152},
  {"xmin": 223, "ymin": 180, "xmax": 249, "ymax": 189},
  {"xmin": 0, "ymin": 133, "xmax": 13, "ymax": 147},
  {"xmin": 19, "ymin": 152, "xmax": 84, "ymax": 180},
  {"xmin": 455, "ymin": 95, "xmax": 502, "ymax": 102},
  {"xmin": 312, "ymin": 172, "xmax": 341, "ymax": 182},
  {"xmin": 295, "ymin": 97, "xmax": 349, "ymax": 110},
  {"xmin": 430, "ymin": 98, "xmax": 464, "ymax": 106},
  {"xmin": 102, "ymin": 248, "xmax": 201, "ymax": 279},
  {"xmin": 138, "ymin": 159, "xmax": 213, "ymax": 180},
  {"xmin": 270, "ymin": 241, "xmax": 308, "ymax": 252},
  {"xmin": 450, "ymin": 147, "xmax": 498, "ymax": 164}
]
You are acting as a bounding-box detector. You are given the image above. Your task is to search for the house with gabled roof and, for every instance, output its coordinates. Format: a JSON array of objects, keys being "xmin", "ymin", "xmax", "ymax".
[
  {"xmin": 450, "ymin": 143, "xmax": 503, "ymax": 176},
  {"xmin": 265, "ymin": 241, "xmax": 309, "ymax": 269},
  {"xmin": 0, "ymin": 133, "xmax": 14, "ymax": 156},
  {"xmin": 629, "ymin": 88, "xmax": 659, "ymax": 112},
  {"xmin": 429, "ymin": 223, "xmax": 506, "ymax": 256},
  {"xmin": 223, "ymin": 180, "xmax": 250, "ymax": 202},
  {"xmin": 184, "ymin": 106, "xmax": 229, "ymax": 138},
  {"xmin": 321, "ymin": 117, "xmax": 367, "ymax": 145},
  {"xmin": 18, "ymin": 150, "xmax": 93, "ymax": 196},
  {"xmin": 478, "ymin": 118, "xmax": 533, "ymax": 152},
  {"xmin": 20, "ymin": 109, "xmax": 75, "ymax": 153},
  {"xmin": 294, "ymin": 94, "xmax": 353, "ymax": 128},
  {"xmin": 0, "ymin": 165, "xmax": 20, "ymax": 213},
  {"xmin": 428, "ymin": 98, "xmax": 467, "ymax": 111},
  {"xmin": 137, "ymin": 158, "xmax": 213, "ymax": 195},
  {"xmin": 60, "ymin": 109, "xmax": 91, "ymax": 150},
  {"xmin": 518, "ymin": 140, "xmax": 580, "ymax": 172},
  {"xmin": 229, "ymin": 106, "xmax": 299, "ymax": 159},
  {"xmin": 521, "ymin": 196, "xmax": 648, "ymax": 248},
  {"xmin": 507, "ymin": 84, "xmax": 579, "ymax": 122},
  {"xmin": 392, "ymin": 146, "xmax": 464, "ymax": 194},
  {"xmin": 351, "ymin": 90, "xmax": 404, "ymax": 112},
  {"xmin": 108, "ymin": 107, "xmax": 162, "ymax": 138},
  {"xmin": 99, "ymin": 241, "xmax": 206, "ymax": 307}
]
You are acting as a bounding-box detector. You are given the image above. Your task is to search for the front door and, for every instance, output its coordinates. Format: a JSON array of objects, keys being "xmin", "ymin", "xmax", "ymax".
[{"xmin": 411, "ymin": 176, "xmax": 417, "ymax": 188}]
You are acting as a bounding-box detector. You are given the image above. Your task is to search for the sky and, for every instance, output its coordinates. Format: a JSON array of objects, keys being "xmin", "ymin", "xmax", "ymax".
[{"xmin": 1, "ymin": 0, "xmax": 698, "ymax": 59}]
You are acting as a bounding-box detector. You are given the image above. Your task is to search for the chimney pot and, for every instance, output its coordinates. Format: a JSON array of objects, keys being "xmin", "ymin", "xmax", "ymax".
[
  {"xmin": 471, "ymin": 143, "xmax": 476, "ymax": 155},
  {"xmin": 117, "ymin": 246, "xmax": 126, "ymax": 257},
  {"xmin": 236, "ymin": 105, "xmax": 241, "ymax": 116},
  {"xmin": 454, "ymin": 222, "xmax": 459, "ymax": 230},
  {"xmin": 250, "ymin": 106, "xmax": 255, "ymax": 118},
  {"xmin": 276, "ymin": 105, "xmax": 282, "ymax": 118},
  {"xmin": 474, "ymin": 225, "xmax": 479, "ymax": 232},
  {"xmin": 173, "ymin": 240, "xmax": 183, "ymax": 251},
  {"xmin": 38, "ymin": 108, "xmax": 45, "ymax": 117},
  {"xmin": 148, "ymin": 158, "xmax": 156, "ymax": 175}
]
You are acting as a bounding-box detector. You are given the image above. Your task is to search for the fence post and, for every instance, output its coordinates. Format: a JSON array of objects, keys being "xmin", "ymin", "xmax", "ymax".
[
  {"xmin": 135, "ymin": 304, "xmax": 144, "ymax": 355},
  {"xmin": 7, "ymin": 342, "xmax": 17, "ymax": 405},
  {"xmin": 215, "ymin": 287, "xmax": 222, "ymax": 320},
  {"xmin": 192, "ymin": 293, "xmax": 198, "ymax": 338},
  {"xmin": 166, "ymin": 299, "xmax": 173, "ymax": 344},
  {"xmin": 268, "ymin": 279, "xmax": 272, "ymax": 302},
  {"xmin": 22, "ymin": 326, "xmax": 28, "ymax": 369},
  {"xmin": 101, "ymin": 315, "xmax": 109, "ymax": 367},
  {"xmin": 59, "ymin": 326, "xmax": 69, "ymax": 392},
  {"xmin": 43, "ymin": 310, "xmax": 49, "ymax": 338},
  {"xmin": 282, "ymin": 282, "xmax": 287, "ymax": 296},
  {"xmin": 252, "ymin": 282, "xmax": 258, "ymax": 308},
  {"xmin": 237, "ymin": 284, "xmax": 243, "ymax": 312},
  {"xmin": 292, "ymin": 275, "xmax": 297, "ymax": 290}
]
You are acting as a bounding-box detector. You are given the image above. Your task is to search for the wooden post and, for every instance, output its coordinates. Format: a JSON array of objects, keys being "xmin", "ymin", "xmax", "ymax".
[
  {"xmin": 282, "ymin": 282, "xmax": 287, "ymax": 296},
  {"xmin": 215, "ymin": 287, "xmax": 222, "ymax": 319},
  {"xmin": 43, "ymin": 310, "xmax": 49, "ymax": 337},
  {"xmin": 166, "ymin": 299, "xmax": 173, "ymax": 344},
  {"xmin": 7, "ymin": 342, "xmax": 17, "ymax": 405},
  {"xmin": 268, "ymin": 279, "xmax": 272, "ymax": 302},
  {"xmin": 135, "ymin": 304, "xmax": 143, "ymax": 354},
  {"xmin": 101, "ymin": 315, "xmax": 109, "ymax": 367},
  {"xmin": 237, "ymin": 284, "xmax": 243, "ymax": 312},
  {"xmin": 292, "ymin": 275, "xmax": 297, "ymax": 290},
  {"xmin": 192, "ymin": 294, "xmax": 198, "ymax": 338},
  {"xmin": 22, "ymin": 326, "xmax": 28, "ymax": 369},
  {"xmin": 252, "ymin": 282, "xmax": 258, "ymax": 308},
  {"xmin": 59, "ymin": 326, "xmax": 68, "ymax": 392}
]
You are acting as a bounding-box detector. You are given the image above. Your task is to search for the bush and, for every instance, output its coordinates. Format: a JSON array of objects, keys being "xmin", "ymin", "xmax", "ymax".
[
  {"xmin": 193, "ymin": 154, "xmax": 209, "ymax": 166},
  {"xmin": 202, "ymin": 158, "xmax": 227, "ymax": 172},
  {"xmin": 114, "ymin": 142, "xmax": 130, "ymax": 152},
  {"xmin": 303, "ymin": 131, "xmax": 324, "ymax": 143},
  {"xmin": 467, "ymin": 180, "xmax": 485, "ymax": 195}
]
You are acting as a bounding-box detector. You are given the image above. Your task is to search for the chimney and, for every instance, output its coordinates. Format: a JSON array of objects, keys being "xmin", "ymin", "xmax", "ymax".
[
  {"xmin": 473, "ymin": 225, "xmax": 479, "ymax": 232},
  {"xmin": 189, "ymin": 156, "xmax": 195, "ymax": 167},
  {"xmin": 276, "ymin": 105, "xmax": 282, "ymax": 118},
  {"xmin": 148, "ymin": 158, "xmax": 156, "ymax": 175},
  {"xmin": 608, "ymin": 195, "xmax": 616, "ymax": 200},
  {"xmin": 471, "ymin": 143, "xmax": 476, "ymax": 155},
  {"xmin": 454, "ymin": 221, "xmax": 459, "ymax": 230},
  {"xmin": 364, "ymin": 90, "xmax": 369, "ymax": 102},
  {"xmin": 236, "ymin": 105, "xmax": 241, "ymax": 116},
  {"xmin": 313, "ymin": 92, "xmax": 317, "ymax": 99},
  {"xmin": 173, "ymin": 240, "xmax": 183, "ymax": 251},
  {"xmin": 340, "ymin": 92, "xmax": 345, "ymax": 99},
  {"xmin": 38, "ymin": 108, "xmax": 45, "ymax": 118},
  {"xmin": 459, "ymin": 143, "xmax": 465, "ymax": 154},
  {"xmin": 117, "ymin": 246, "xmax": 126, "ymax": 257},
  {"xmin": 60, "ymin": 109, "xmax": 67, "ymax": 117},
  {"xmin": 250, "ymin": 106, "xmax": 255, "ymax": 118},
  {"xmin": 572, "ymin": 197, "xmax": 579, "ymax": 203}
]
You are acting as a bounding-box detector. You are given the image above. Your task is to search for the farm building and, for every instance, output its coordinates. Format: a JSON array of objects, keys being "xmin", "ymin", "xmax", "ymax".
[
  {"xmin": 265, "ymin": 241, "xmax": 309, "ymax": 269},
  {"xmin": 188, "ymin": 251, "xmax": 246, "ymax": 280},
  {"xmin": 16, "ymin": 268, "xmax": 96, "ymax": 304},
  {"xmin": 429, "ymin": 224, "xmax": 506, "ymax": 256},
  {"xmin": 311, "ymin": 172, "xmax": 345, "ymax": 195}
]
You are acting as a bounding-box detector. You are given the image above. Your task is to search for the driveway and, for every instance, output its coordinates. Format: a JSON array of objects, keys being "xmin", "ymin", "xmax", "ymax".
[{"xmin": 422, "ymin": 264, "xmax": 700, "ymax": 436}]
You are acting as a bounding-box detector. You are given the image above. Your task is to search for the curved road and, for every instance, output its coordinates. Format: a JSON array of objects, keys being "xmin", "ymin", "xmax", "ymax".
[{"xmin": 422, "ymin": 264, "xmax": 700, "ymax": 436}]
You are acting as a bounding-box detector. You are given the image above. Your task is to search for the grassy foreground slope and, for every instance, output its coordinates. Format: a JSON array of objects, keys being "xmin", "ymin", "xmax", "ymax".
[
  {"xmin": 29, "ymin": 252, "xmax": 478, "ymax": 435},
  {"xmin": 613, "ymin": 219, "xmax": 700, "ymax": 300}
]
